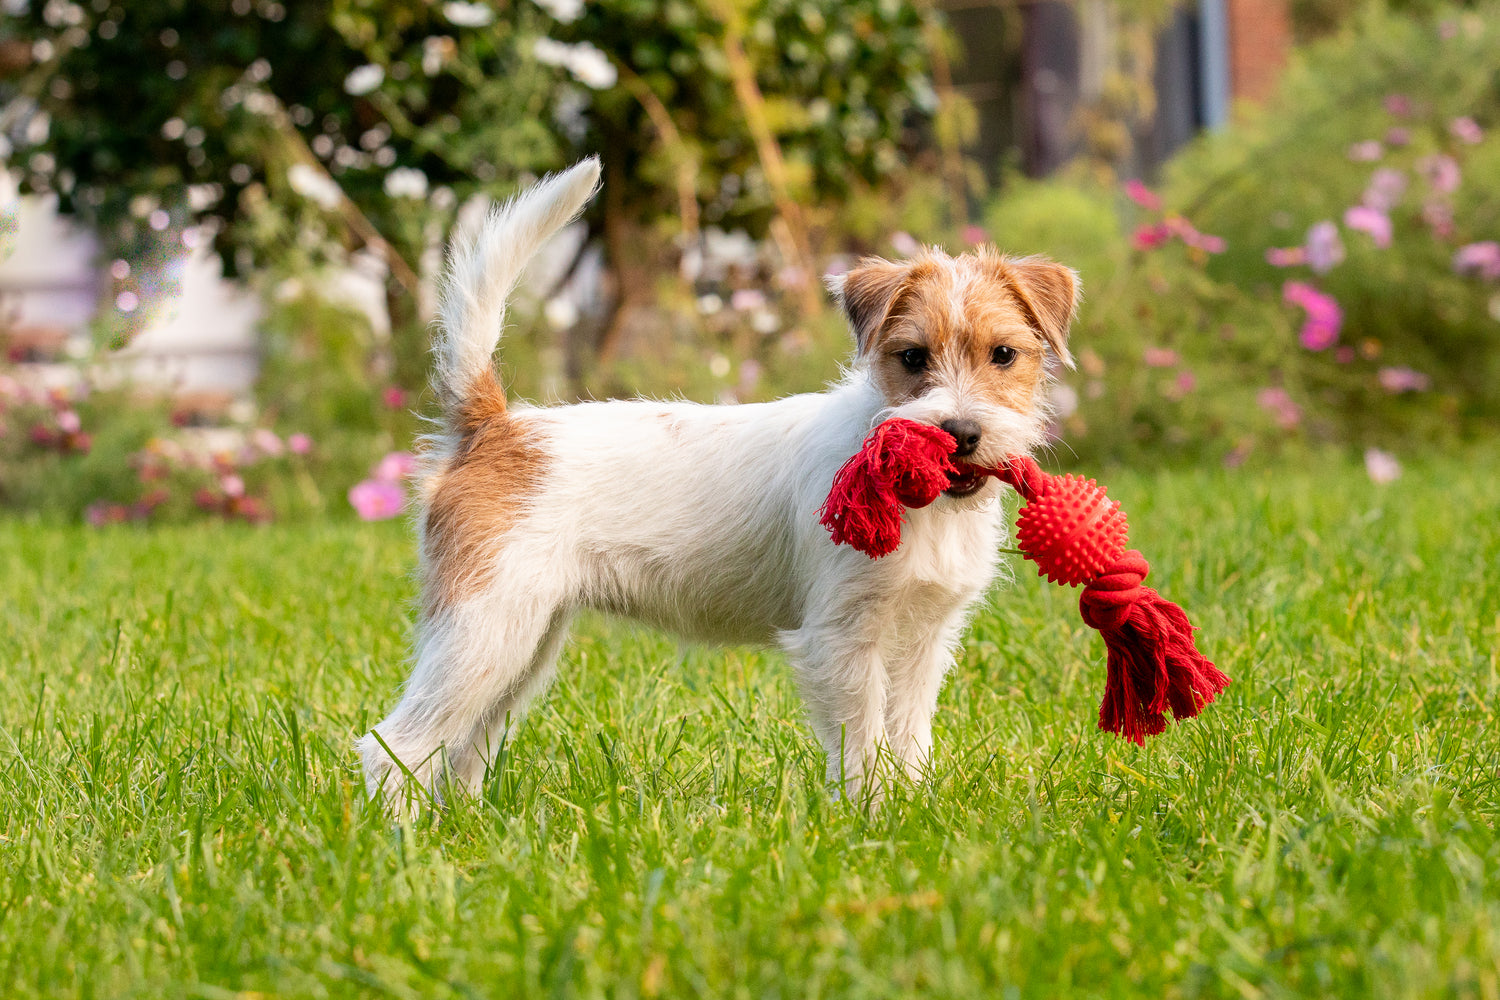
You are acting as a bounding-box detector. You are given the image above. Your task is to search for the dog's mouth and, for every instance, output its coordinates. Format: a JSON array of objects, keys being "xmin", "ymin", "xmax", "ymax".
[{"xmin": 942, "ymin": 464, "xmax": 987, "ymax": 498}]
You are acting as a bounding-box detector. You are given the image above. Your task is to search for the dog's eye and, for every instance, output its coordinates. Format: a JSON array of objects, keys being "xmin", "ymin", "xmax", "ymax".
[
  {"xmin": 896, "ymin": 347, "xmax": 928, "ymax": 373},
  {"xmin": 991, "ymin": 345, "xmax": 1018, "ymax": 368}
]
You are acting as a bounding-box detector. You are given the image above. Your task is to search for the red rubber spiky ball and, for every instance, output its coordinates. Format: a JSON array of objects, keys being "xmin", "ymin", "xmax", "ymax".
[{"xmin": 1015, "ymin": 475, "xmax": 1130, "ymax": 587}]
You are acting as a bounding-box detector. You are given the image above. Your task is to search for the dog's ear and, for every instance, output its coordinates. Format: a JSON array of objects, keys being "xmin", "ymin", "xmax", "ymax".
[
  {"xmin": 827, "ymin": 258, "xmax": 910, "ymax": 354},
  {"xmin": 1003, "ymin": 256, "xmax": 1079, "ymax": 369}
]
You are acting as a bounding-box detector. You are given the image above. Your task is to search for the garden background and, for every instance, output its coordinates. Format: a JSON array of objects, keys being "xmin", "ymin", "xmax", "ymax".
[{"xmin": 1, "ymin": 1, "xmax": 1498, "ymax": 997}]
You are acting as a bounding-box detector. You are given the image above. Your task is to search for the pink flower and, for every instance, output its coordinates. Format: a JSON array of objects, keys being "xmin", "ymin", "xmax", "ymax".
[
  {"xmin": 1418, "ymin": 154, "xmax": 1461, "ymax": 195},
  {"xmin": 288, "ymin": 433, "xmax": 313, "ymax": 455},
  {"xmin": 1377, "ymin": 366, "xmax": 1430, "ymax": 393},
  {"xmin": 1343, "ymin": 206, "xmax": 1392, "ymax": 248},
  {"xmin": 1223, "ymin": 443, "xmax": 1251, "ymax": 469},
  {"xmin": 1304, "ymin": 221, "xmax": 1345, "ymax": 274},
  {"xmin": 1192, "ymin": 232, "xmax": 1226, "ymax": 254},
  {"xmin": 1142, "ymin": 347, "xmax": 1179, "ymax": 368},
  {"xmin": 1423, "ymin": 200, "xmax": 1455, "ymax": 239},
  {"xmin": 349, "ymin": 478, "xmax": 406, "ymax": 521},
  {"xmin": 1265, "ymin": 246, "xmax": 1305, "ymax": 267},
  {"xmin": 1383, "ymin": 93, "xmax": 1412, "ymax": 117},
  {"xmin": 738, "ymin": 359, "xmax": 762, "ymax": 394},
  {"xmin": 1131, "ymin": 223, "xmax": 1171, "ymax": 250},
  {"xmin": 1364, "ymin": 448, "xmax": 1401, "ymax": 484},
  {"xmin": 1284, "ymin": 281, "xmax": 1343, "ymax": 351},
  {"xmin": 776, "ymin": 265, "xmax": 808, "ymax": 289},
  {"xmin": 1347, "ymin": 141, "xmax": 1383, "ymax": 162},
  {"xmin": 1123, "ymin": 179, "xmax": 1161, "ymax": 211},
  {"xmin": 56, "ymin": 409, "xmax": 81, "ymax": 434},
  {"xmin": 374, "ymin": 450, "xmax": 416, "ymax": 483},
  {"xmin": 1362, "ymin": 168, "xmax": 1406, "ymax": 212},
  {"xmin": 962, "ymin": 224, "xmax": 988, "ymax": 245},
  {"xmin": 890, "ymin": 231, "xmax": 920, "ymax": 256},
  {"xmin": 1453, "ymin": 241, "xmax": 1500, "ymax": 280},
  {"xmin": 382, "ymin": 386, "xmax": 409, "ymax": 410},
  {"xmin": 1256, "ymin": 387, "xmax": 1302, "ymax": 429},
  {"xmin": 85, "ymin": 502, "xmax": 129, "ymax": 527},
  {"xmin": 220, "ymin": 474, "xmax": 246, "ymax": 498},
  {"xmin": 1449, "ymin": 116, "xmax": 1483, "ymax": 144},
  {"xmin": 729, "ymin": 288, "xmax": 767, "ymax": 312},
  {"xmin": 251, "ymin": 428, "xmax": 284, "ymax": 456},
  {"xmin": 1384, "ymin": 127, "xmax": 1411, "ymax": 147}
]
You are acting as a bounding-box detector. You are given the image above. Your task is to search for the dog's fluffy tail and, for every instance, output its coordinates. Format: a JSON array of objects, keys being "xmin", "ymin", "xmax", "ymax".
[{"xmin": 433, "ymin": 156, "xmax": 602, "ymax": 421}]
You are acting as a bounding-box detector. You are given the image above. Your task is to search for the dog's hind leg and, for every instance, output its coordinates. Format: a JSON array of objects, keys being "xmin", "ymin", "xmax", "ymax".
[
  {"xmin": 455, "ymin": 606, "xmax": 574, "ymax": 793},
  {"xmin": 357, "ymin": 589, "xmax": 569, "ymax": 814}
]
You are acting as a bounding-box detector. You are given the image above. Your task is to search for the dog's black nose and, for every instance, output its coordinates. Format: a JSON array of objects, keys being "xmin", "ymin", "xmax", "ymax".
[{"xmin": 939, "ymin": 418, "xmax": 982, "ymax": 458}]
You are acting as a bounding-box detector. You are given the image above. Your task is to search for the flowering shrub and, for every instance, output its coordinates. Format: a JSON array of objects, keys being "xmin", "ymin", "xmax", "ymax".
[
  {"xmin": 0, "ymin": 361, "xmax": 370, "ymax": 524},
  {"xmin": 977, "ymin": 5, "xmax": 1500, "ymax": 470},
  {"xmin": 1167, "ymin": 5, "xmax": 1500, "ymax": 454}
]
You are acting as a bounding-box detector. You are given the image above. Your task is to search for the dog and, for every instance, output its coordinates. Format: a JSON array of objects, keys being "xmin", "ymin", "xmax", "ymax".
[{"xmin": 357, "ymin": 157, "xmax": 1078, "ymax": 811}]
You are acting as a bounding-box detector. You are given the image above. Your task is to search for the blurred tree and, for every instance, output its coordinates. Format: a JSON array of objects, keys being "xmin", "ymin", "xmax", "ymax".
[{"xmin": 0, "ymin": 0, "xmax": 936, "ymax": 389}]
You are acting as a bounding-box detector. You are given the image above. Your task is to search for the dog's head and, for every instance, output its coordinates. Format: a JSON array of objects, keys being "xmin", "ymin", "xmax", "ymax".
[{"xmin": 829, "ymin": 247, "xmax": 1078, "ymax": 497}]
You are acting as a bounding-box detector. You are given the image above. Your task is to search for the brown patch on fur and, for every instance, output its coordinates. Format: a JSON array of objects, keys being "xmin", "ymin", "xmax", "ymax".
[
  {"xmin": 421, "ymin": 373, "xmax": 545, "ymax": 615},
  {"xmin": 840, "ymin": 257, "xmax": 929, "ymax": 352},
  {"xmin": 453, "ymin": 369, "xmax": 508, "ymax": 435},
  {"xmin": 860, "ymin": 249, "xmax": 1069, "ymax": 416},
  {"xmin": 984, "ymin": 255, "xmax": 1078, "ymax": 368}
]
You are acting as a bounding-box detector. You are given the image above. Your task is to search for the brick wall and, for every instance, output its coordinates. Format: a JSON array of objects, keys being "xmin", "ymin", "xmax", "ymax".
[{"xmin": 1227, "ymin": 0, "xmax": 1291, "ymax": 104}]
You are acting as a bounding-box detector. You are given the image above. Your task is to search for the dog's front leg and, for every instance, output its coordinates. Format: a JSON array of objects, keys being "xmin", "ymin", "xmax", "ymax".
[
  {"xmin": 780, "ymin": 613, "xmax": 895, "ymax": 806},
  {"xmin": 882, "ymin": 605, "xmax": 972, "ymax": 782}
]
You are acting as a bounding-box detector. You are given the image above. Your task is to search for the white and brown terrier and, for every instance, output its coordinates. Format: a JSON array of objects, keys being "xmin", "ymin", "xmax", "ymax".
[{"xmin": 358, "ymin": 157, "xmax": 1078, "ymax": 811}]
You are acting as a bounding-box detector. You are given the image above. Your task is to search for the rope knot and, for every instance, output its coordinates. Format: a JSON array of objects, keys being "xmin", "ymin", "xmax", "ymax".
[{"xmin": 1079, "ymin": 550, "xmax": 1151, "ymax": 630}]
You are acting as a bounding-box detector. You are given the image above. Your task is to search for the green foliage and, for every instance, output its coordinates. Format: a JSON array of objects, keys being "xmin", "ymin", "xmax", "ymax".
[
  {"xmin": 4, "ymin": 0, "xmax": 935, "ymax": 270},
  {"xmin": 565, "ymin": 0, "xmax": 933, "ymax": 227},
  {"xmin": 256, "ymin": 289, "xmax": 418, "ymax": 441},
  {"xmin": 4, "ymin": 0, "xmax": 562, "ymax": 276},
  {"xmin": 1, "ymin": 0, "xmax": 939, "ymax": 434},
  {"xmin": 2, "ymin": 449, "xmax": 1498, "ymax": 995},
  {"xmin": 983, "ymin": 172, "xmax": 1123, "ymax": 277}
]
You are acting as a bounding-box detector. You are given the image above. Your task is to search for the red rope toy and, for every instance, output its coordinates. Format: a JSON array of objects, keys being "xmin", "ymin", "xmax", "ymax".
[{"xmin": 819, "ymin": 418, "xmax": 1229, "ymax": 744}]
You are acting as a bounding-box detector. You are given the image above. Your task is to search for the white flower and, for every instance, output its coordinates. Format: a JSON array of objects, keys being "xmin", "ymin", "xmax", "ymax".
[
  {"xmin": 543, "ymin": 296, "xmax": 579, "ymax": 330},
  {"xmin": 750, "ymin": 309, "xmax": 780, "ymax": 334},
  {"xmin": 533, "ymin": 37, "xmax": 573, "ymax": 67},
  {"xmin": 343, "ymin": 63, "xmax": 385, "ymax": 96},
  {"xmin": 241, "ymin": 90, "xmax": 278, "ymax": 116},
  {"xmin": 443, "ymin": 1, "xmax": 494, "ymax": 27},
  {"xmin": 287, "ymin": 163, "xmax": 342, "ymax": 211},
  {"xmin": 383, "ymin": 167, "xmax": 429, "ymax": 200},
  {"xmin": 530, "ymin": 0, "xmax": 583, "ymax": 22},
  {"xmin": 533, "ymin": 37, "xmax": 616, "ymax": 90}
]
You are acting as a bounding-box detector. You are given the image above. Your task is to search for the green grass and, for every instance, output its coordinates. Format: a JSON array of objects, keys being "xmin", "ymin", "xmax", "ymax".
[{"xmin": 2, "ymin": 449, "xmax": 1498, "ymax": 998}]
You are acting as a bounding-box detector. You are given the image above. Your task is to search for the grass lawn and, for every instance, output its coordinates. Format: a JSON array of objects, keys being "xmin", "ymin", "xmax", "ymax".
[{"xmin": 2, "ymin": 448, "xmax": 1498, "ymax": 998}]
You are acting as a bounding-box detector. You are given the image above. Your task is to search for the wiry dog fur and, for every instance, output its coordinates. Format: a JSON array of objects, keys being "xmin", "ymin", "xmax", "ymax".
[{"xmin": 358, "ymin": 157, "xmax": 1078, "ymax": 812}]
